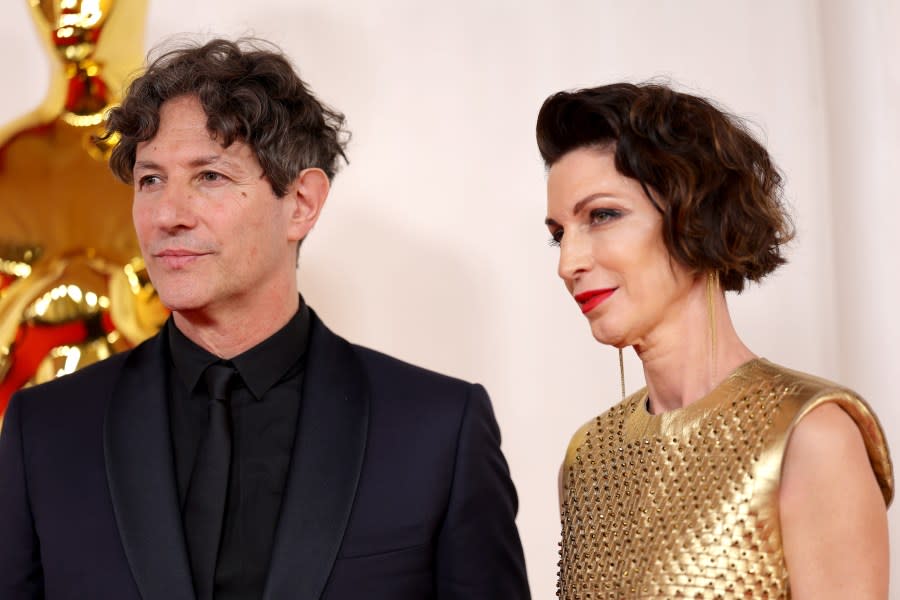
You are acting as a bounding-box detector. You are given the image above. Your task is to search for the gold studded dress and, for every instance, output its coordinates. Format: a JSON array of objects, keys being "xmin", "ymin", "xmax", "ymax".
[{"xmin": 558, "ymin": 358, "xmax": 893, "ymax": 599}]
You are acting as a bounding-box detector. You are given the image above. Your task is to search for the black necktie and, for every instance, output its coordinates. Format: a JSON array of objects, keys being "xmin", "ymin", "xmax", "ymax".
[{"xmin": 184, "ymin": 362, "xmax": 235, "ymax": 600}]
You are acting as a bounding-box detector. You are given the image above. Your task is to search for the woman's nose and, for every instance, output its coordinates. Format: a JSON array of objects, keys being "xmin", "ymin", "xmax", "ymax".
[{"xmin": 557, "ymin": 231, "xmax": 592, "ymax": 282}]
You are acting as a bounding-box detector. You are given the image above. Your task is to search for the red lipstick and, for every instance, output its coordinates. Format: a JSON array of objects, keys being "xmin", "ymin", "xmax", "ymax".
[{"xmin": 574, "ymin": 288, "xmax": 616, "ymax": 314}]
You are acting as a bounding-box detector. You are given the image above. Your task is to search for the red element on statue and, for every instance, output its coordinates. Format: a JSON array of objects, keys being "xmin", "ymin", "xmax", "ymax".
[
  {"xmin": 65, "ymin": 73, "xmax": 108, "ymax": 114},
  {"xmin": 0, "ymin": 321, "xmax": 88, "ymax": 415}
]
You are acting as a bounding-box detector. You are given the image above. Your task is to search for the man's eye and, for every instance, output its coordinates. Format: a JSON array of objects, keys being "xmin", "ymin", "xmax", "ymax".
[
  {"xmin": 200, "ymin": 171, "xmax": 224, "ymax": 182},
  {"xmin": 137, "ymin": 175, "xmax": 161, "ymax": 189},
  {"xmin": 590, "ymin": 208, "xmax": 621, "ymax": 224}
]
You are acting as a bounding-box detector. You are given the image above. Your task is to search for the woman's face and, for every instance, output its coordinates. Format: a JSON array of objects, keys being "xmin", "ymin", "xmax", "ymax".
[{"xmin": 545, "ymin": 146, "xmax": 695, "ymax": 348}]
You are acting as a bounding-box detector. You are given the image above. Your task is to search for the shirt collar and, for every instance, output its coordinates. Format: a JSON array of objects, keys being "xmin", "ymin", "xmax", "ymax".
[{"xmin": 167, "ymin": 301, "xmax": 311, "ymax": 399}]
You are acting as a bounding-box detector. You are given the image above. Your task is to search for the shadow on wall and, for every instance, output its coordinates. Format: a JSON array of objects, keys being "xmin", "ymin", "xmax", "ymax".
[{"xmin": 299, "ymin": 202, "xmax": 498, "ymax": 385}]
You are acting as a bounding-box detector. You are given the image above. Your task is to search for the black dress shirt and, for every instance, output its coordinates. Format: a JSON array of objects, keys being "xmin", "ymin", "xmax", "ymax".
[{"xmin": 167, "ymin": 303, "xmax": 311, "ymax": 599}]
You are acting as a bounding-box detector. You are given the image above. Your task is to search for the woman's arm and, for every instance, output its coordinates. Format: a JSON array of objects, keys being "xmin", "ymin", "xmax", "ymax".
[
  {"xmin": 780, "ymin": 403, "xmax": 889, "ymax": 599},
  {"xmin": 558, "ymin": 461, "xmax": 565, "ymax": 514}
]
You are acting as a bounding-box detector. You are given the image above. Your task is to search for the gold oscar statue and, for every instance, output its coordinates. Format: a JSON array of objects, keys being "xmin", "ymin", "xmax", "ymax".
[{"xmin": 0, "ymin": 0, "xmax": 167, "ymax": 424}]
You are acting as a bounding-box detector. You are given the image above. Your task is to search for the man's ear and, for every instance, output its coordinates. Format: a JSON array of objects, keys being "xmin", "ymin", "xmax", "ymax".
[{"xmin": 285, "ymin": 167, "xmax": 330, "ymax": 243}]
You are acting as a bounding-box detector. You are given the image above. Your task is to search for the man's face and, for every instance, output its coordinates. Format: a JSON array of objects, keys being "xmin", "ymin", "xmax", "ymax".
[{"xmin": 132, "ymin": 95, "xmax": 299, "ymax": 320}]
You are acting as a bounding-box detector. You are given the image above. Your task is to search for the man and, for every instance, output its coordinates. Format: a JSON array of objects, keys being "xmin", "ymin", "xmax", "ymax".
[{"xmin": 0, "ymin": 38, "xmax": 530, "ymax": 600}]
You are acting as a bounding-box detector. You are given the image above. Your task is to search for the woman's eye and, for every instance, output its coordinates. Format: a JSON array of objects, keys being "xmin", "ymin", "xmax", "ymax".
[
  {"xmin": 548, "ymin": 230, "xmax": 563, "ymax": 247},
  {"xmin": 589, "ymin": 208, "xmax": 621, "ymax": 225}
]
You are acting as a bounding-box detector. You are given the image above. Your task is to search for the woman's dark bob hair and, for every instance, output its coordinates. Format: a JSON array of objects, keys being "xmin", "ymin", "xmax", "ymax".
[{"xmin": 536, "ymin": 82, "xmax": 793, "ymax": 292}]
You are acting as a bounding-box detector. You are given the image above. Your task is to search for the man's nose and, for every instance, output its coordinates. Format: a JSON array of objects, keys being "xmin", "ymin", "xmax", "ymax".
[{"xmin": 151, "ymin": 181, "xmax": 198, "ymax": 231}]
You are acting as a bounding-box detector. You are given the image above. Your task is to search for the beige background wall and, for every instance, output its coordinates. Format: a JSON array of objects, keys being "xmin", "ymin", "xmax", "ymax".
[{"xmin": 2, "ymin": 1, "xmax": 898, "ymax": 597}]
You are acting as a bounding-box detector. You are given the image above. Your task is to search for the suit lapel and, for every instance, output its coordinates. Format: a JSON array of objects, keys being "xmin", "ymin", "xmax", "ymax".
[
  {"xmin": 263, "ymin": 312, "xmax": 370, "ymax": 600},
  {"xmin": 104, "ymin": 333, "xmax": 195, "ymax": 600}
]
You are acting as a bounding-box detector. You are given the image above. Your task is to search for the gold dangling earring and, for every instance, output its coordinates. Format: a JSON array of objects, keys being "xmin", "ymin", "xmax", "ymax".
[
  {"xmin": 706, "ymin": 271, "xmax": 719, "ymax": 386},
  {"xmin": 618, "ymin": 347, "xmax": 626, "ymax": 401}
]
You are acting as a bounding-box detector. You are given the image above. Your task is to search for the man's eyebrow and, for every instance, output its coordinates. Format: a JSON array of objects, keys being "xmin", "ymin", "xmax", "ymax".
[
  {"xmin": 133, "ymin": 155, "xmax": 233, "ymax": 172},
  {"xmin": 133, "ymin": 159, "xmax": 161, "ymax": 171},
  {"xmin": 187, "ymin": 155, "xmax": 224, "ymax": 168}
]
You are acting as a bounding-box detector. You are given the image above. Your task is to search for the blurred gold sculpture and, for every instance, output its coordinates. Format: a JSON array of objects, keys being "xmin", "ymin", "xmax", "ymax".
[{"xmin": 0, "ymin": 0, "xmax": 167, "ymax": 422}]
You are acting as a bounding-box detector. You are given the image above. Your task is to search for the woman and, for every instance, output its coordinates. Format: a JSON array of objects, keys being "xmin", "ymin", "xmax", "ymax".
[{"xmin": 537, "ymin": 83, "xmax": 892, "ymax": 599}]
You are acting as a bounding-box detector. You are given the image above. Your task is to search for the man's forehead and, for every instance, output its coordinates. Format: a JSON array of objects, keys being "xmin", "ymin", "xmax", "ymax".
[
  {"xmin": 134, "ymin": 132, "xmax": 224, "ymax": 165},
  {"xmin": 136, "ymin": 107, "xmax": 221, "ymax": 155},
  {"xmin": 132, "ymin": 95, "xmax": 259, "ymax": 169}
]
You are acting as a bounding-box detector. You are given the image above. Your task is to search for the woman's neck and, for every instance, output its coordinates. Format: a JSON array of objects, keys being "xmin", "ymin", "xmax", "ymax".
[{"xmin": 633, "ymin": 280, "xmax": 755, "ymax": 414}]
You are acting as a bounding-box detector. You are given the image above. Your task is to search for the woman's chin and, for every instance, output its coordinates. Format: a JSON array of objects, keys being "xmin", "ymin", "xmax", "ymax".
[{"xmin": 589, "ymin": 323, "xmax": 627, "ymax": 348}]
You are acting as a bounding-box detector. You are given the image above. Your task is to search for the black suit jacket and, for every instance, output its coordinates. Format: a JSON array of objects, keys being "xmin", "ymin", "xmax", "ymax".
[{"xmin": 0, "ymin": 310, "xmax": 530, "ymax": 599}]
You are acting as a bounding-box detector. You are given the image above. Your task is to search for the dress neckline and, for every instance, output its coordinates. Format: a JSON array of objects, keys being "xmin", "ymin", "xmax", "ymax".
[{"xmin": 626, "ymin": 357, "xmax": 766, "ymax": 438}]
